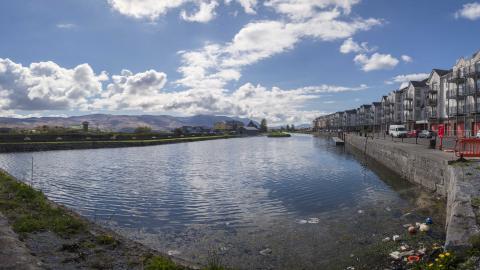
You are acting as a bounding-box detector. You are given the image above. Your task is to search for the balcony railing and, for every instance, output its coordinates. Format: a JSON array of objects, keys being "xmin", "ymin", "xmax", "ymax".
[
  {"xmin": 448, "ymin": 70, "xmax": 467, "ymax": 83},
  {"xmin": 427, "ymin": 111, "xmax": 437, "ymax": 118},
  {"xmin": 466, "ymin": 62, "xmax": 480, "ymax": 77},
  {"xmin": 449, "ymin": 107, "xmax": 466, "ymax": 116},
  {"xmin": 427, "ymin": 96, "xmax": 437, "ymax": 105}
]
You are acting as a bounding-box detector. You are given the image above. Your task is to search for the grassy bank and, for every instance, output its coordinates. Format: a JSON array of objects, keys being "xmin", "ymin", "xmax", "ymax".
[
  {"xmin": 0, "ymin": 170, "xmax": 226, "ymax": 269},
  {"xmin": 267, "ymin": 132, "xmax": 291, "ymax": 138},
  {"xmin": 0, "ymin": 135, "xmax": 235, "ymax": 153}
]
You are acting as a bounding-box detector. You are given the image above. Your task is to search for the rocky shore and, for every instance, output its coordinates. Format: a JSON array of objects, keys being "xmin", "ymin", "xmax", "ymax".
[{"xmin": 0, "ymin": 170, "xmax": 219, "ymax": 270}]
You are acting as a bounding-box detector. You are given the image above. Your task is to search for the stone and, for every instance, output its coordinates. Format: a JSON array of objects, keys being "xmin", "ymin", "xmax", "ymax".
[{"xmin": 259, "ymin": 248, "xmax": 272, "ymax": 256}]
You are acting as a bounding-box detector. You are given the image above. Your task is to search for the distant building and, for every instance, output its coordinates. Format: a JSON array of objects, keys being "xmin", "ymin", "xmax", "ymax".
[
  {"xmin": 180, "ymin": 126, "xmax": 211, "ymax": 134},
  {"xmin": 214, "ymin": 120, "xmax": 244, "ymax": 131},
  {"xmin": 82, "ymin": 121, "xmax": 89, "ymax": 132},
  {"xmin": 238, "ymin": 126, "xmax": 259, "ymax": 136},
  {"xmin": 247, "ymin": 120, "xmax": 258, "ymax": 128}
]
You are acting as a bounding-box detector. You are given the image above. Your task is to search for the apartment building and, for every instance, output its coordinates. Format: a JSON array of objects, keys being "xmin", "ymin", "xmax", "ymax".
[
  {"xmin": 425, "ymin": 69, "xmax": 450, "ymax": 131},
  {"xmin": 313, "ymin": 50, "xmax": 480, "ymax": 137},
  {"xmin": 446, "ymin": 51, "xmax": 480, "ymax": 136}
]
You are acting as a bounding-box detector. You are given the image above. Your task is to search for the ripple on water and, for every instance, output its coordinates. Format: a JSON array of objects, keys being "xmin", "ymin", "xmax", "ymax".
[{"xmin": 0, "ymin": 135, "xmax": 445, "ymax": 270}]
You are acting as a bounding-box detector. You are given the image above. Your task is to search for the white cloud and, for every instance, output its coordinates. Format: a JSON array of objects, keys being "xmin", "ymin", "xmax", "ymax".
[
  {"xmin": 225, "ymin": 0, "xmax": 258, "ymax": 14},
  {"xmin": 108, "ymin": 0, "xmax": 188, "ymax": 20},
  {"xmin": 339, "ymin": 38, "xmax": 373, "ymax": 54},
  {"xmin": 0, "ymin": 58, "xmax": 107, "ymax": 111},
  {"xmin": 385, "ymin": 73, "xmax": 429, "ymax": 88},
  {"xmin": 264, "ymin": 0, "xmax": 360, "ymax": 19},
  {"xmin": 455, "ymin": 2, "xmax": 480, "ymax": 20},
  {"xmin": 0, "ymin": 58, "xmax": 368, "ymax": 125},
  {"xmin": 56, "ymin": 23, "xmax": 76, "ymax": 29},
  {"xmin": 176, "ymin": 7, "xmax": 381, "ymax": 89},
  {"xmin": 401, "ymin": 55, "xmax": 413, "ymax": 63},
  {"xmin": 181, "ymin": 1, "xmax": 219, "ymax": 23},
  {"xmin": 108, "ymin": 0, "xmax": 256, "ymax": 22},
  {"xmin": 354, "ymin": 53, "xmax": 399, "ymax": 72}
]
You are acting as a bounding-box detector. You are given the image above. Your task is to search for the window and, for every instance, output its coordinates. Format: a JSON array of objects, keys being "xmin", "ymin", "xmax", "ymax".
[{"xmin": 477, "ymin": 79, "xmax": 480, "ymax": 90}]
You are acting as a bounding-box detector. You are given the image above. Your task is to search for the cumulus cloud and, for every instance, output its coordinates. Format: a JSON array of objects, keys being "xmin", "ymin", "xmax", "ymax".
[
  {"xmin": 385, "ymin": 73, "xmax": 429, "ymax": 88},
  {"xmin": 176, "ymin": 6, "xmax": 381, "ymax": 89},
  {"xmin": 0, "ymin": 58, "xmax": 368, "ymax": 125},
  {"xmin": 264, "ymin": 0, "xmax": 360, "ymax": 19},
  {"xmin": 339, "ymin": 38, "xmax": 374, "ymax": 54},
  {"xmin": 108, "ymin": 0, "xmax": 188, "ymax": 20},
  {"xmin": 108, "ymin": 0, "xmax": 257, "ymax": 22},
  {"xmin": 180, "ymin": 1, "xmax": 219, "ymax": 23},
  {"xmin": 0, "ymin": 58, "xmax": 107, "ymax": 111},
  {"xmin": 401, "ymin": 55, "xmax": 413, "ymax": 63},
  {"xmin": 455, "ymin": 2, "xmax": 480, "ymax": 20},
  {"xmin": 225, "ymin": 0, "xmax": 258, "ymax": 14},
  {"xmin": 354, "ymin": 53, "xmax": 399, "ymax": 72},
  {"xmin": 95, "ymin": 78, "xmax": 368, "ymax": 124}
]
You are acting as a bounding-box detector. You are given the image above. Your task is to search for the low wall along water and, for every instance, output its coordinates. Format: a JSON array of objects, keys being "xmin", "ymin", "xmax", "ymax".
[{"xmin": 343, "ymin": 133, "xmax": 480, "ymax": 250}]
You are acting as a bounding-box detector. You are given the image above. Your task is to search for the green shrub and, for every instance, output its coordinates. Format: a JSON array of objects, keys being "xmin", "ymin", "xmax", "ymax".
[{"xmin": 144, "ymin": 256, "xmax": 183, "ymax": 270}]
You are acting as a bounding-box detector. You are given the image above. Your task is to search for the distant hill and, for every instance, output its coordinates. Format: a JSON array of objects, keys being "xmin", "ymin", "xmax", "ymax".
[{"xmin": 0, "ymin": 114, "xmax": 258, "ymax": 132}]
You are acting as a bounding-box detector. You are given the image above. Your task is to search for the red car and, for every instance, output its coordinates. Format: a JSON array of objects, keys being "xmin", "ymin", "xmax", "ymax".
[{"xmin": 407, "ymin": 130, "xmax": 417, "ymax": 138}]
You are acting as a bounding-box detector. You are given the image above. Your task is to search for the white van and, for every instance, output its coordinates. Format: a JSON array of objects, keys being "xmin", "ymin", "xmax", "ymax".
[{"xmin": 389, "ymin": 125, "xmax": 407, "ymax": 138}]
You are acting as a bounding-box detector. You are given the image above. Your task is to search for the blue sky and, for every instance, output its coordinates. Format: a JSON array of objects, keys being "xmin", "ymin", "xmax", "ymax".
[{"xmin": 0, "ymin": 0, "xmax": 479, "ymax": 124}]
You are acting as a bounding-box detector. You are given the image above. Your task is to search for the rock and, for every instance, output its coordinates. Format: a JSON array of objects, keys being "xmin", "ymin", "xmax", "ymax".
[
  {"xmin": 389, "ymin": 250, "xmax": 414, "ymax": 260},
  {"xmin": 417, "ymin": 248, "xmax": 426, "ymax": 255},
  {"xmin": 400, "ymin": 245, "xmax": 409, "ymax": 251},
  {"xmin": 419, "ymin": 223, "xmax": 430, "ymax": 232},
  {"xmin": 382, "ymin": 237, "xmax": 391, "ymax": 242},
  {"xmin": 307, "ymin": 218, "xmax": 319, "ymax": 224},
  {"xmin": 403, "ymin": 223, "xmax": 413, "ymax": 228},
  {"xmin": 296, "ymin": 219, "xmax": 307, "ymax": 224},
  {"xmin": 425, "ymin": 217, "xmax": 433, "ymax": 224},
  {"xmin": 260, "ymin": 248, "xmax": 272, "ymax": 256},
  {"xmin": 393, "ymin": 235, "xmax": 401, "ymax": 241},
  {"xmin": 408, "ymin": 226, "xmax": 417, "ymax": 235}
]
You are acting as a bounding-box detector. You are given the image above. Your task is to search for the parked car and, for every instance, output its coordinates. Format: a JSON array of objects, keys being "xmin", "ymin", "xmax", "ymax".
[
  {"xmin": 407, "ymin": 130, "xmax": 417, "ymax": 138},
  {"xmin": 389, "ymin": 125, "xmax": 407, "ymax": 138},
  {"xmin": 418, "ymin": 130, "xmax": 433, "ymax": 138}
]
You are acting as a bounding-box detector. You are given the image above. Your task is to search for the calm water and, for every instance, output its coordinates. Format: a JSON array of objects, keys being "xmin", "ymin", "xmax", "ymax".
[{"xmin": 0, "ymin": 134, "xmax": 444, "ymax": 269}]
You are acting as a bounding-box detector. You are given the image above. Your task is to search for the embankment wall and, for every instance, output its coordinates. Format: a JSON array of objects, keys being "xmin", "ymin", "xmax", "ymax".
[{"xmin": 343, "ymin": 133, "xmax": 480, "ymax": 249}]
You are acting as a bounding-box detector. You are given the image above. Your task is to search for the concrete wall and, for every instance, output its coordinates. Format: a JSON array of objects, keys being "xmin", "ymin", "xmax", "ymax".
[
  {"xmin": 344, "ymin": 134, "xmax": 449, "ymax": 196},
  {"xmin": 343, "ymin": 134, "xmax": 480, "ymax": 249}
]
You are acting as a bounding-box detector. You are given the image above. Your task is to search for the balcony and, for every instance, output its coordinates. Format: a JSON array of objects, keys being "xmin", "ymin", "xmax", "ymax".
[
  {"xmin": 428, "ymin": 85, "xmax": 440, "ymax": 93},
  {"xmin": 449, "ymin": 107, "xmax": 466, "ymax": 116},
  {"xmin": 427, "ymin": 111, "xmax": 437, "ymax": 119},
  {"xmin": 448, "ymin": 70, "xmax": 467, "ymax": 83},
  {"xmin": 466, "ymin": 63, "xmax": 480, "ymax": 78}
]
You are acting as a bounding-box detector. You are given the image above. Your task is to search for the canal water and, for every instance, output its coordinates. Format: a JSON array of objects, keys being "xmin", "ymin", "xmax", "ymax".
[{"xmin": 0, "ymin": 134, "xmax": 445, "ymax": 269}]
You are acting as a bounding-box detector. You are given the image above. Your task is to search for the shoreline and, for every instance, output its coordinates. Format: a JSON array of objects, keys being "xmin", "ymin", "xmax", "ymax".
[
  {"xmin": 0, "ymin": 169, "xmax": 209, "ymax": 270},
  {"xmin": 0, "ymin": 135, "xmax": 238, "ymax": 153}
]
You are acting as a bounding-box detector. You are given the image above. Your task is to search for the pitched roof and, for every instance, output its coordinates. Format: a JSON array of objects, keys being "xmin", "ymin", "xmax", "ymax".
[
  {"xmin": 432, "ymin": 69, "xmax": 450, "ymax": 76},
  {"xmin": 410, "ymin": 80, "xmax": 427, "ymax": 87}
]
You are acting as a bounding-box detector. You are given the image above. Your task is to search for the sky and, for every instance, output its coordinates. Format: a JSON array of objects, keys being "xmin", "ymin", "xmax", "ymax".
[{"xmin": 0, "ymin": 0, "xmax": 479, "ymax": 125}]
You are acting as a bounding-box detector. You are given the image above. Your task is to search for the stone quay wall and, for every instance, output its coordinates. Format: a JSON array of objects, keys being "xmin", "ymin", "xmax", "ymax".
[{"xmin": 343, "ymin": 133, "xmax": 480, "ymax": 250}]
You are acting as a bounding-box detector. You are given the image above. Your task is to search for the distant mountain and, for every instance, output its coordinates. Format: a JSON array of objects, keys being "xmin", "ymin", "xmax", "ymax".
[{"xmin": 0, "ymin": 114, "xmax": 258, "ymax": 132}]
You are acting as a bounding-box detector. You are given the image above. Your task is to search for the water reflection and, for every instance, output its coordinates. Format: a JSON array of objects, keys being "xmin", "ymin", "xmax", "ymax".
[{"xmin": 0, "ymin": 134, "xmax": 444, "ymax": 269}]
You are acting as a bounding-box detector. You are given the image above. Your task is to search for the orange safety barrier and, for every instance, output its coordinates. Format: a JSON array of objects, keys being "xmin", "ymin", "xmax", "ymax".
[{"xmin": 455, "ymin": 138, "xmax": 480, "ymax": 157}]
